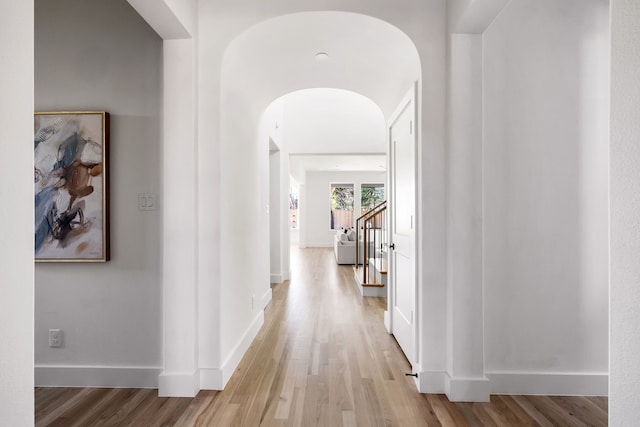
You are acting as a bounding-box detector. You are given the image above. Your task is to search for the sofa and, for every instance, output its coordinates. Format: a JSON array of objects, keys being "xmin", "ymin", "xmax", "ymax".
[{"xmin": 334, "ymin": 228, "xmax": 356, "ymax": 264}]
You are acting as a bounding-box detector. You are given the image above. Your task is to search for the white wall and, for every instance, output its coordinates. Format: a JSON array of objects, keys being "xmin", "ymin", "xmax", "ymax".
[
  {"xmin": 446, "ymin": 33, "xmax": 488, "ymax": 401},
  {"xmin": 304, "ymin": 171, "xmax": 386, "ymax": 247},
  {"xmin": 270, "ymin": 150, "xmax": 282, "ymax": 282},
  {"xmin": 482, "ymin": 0, "xmax": 609, "ymax": 394},
  {"xmin": 164, "ymin": 0, "xmax": 198, "ymax": 36},
  {"xmin": 611, "ymin": 0, "xmax": 640, "ymax": 423},
  {"xmin": 218, "ymin": 90, "xmax": 264, "ymax": 376},
  {"xmin": 264, "ymin": 99, "xmax": 290, "ymax": 286},
  {"xmin": 448, "ymin": 0, "xmax": 511, "ymax": 33},
  {"xmin": 34, "ymin": 0, "xmax": 163, "ymax": 386},
  {"xmin": 127, "ymin": 0, "xmax": 191, "ymax": 39},
  {"xmin": 0, "ymin": 2, "xmax": 34, "ymax": 424},
  {"xmin": 268, "ymin": 148, "xmax": 292, "ymax": 284},
  {"xmin": 299, "ymin": 184, "xmax": 308, "ymax": 248},
  {"xmin": 447, "ymin": 0, "xmax": 473, "ymax": 30},
  {"xmin": 160, "ymin": 38, "xmax": 200, "ymax": 397},
  {"xmin": 279, "ymin": 153, "xmax": 292, "ymax": 281}
]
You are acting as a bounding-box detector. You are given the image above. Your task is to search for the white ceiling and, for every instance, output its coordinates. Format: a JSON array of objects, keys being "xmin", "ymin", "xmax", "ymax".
[{"xmin": 223, "ymin": 11, "xmax": 421, "ymax": 118}]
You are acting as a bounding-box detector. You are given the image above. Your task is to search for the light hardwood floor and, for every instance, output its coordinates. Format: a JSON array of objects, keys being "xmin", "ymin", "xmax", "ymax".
[{"xmin": 35, "ymin": 247, "xmax": 608, "ymax": 426}]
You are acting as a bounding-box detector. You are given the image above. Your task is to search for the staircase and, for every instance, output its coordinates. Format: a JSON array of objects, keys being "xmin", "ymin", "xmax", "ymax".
[{"xmin": 353, "ymin": 201, "xmax": 387, "ymax": 297}]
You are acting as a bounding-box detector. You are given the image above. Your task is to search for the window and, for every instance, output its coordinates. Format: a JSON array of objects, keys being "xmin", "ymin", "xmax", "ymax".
[
  {"xmin": 330, "ymin": 184, "xmax": 354, "ymax": 229},
  {"xmin": 361, "ymin": 183, "xmax": 385, "ymax": 213}
]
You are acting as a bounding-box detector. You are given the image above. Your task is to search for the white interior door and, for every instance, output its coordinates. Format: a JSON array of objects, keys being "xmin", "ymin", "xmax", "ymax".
[{"xmin": 389, "ymin": 92, "xmax": 416, "ymax": 364}]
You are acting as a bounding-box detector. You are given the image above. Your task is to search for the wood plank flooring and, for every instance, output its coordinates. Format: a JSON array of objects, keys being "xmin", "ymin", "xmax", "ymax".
[{"xmin": 35, "ymin": 247, "xmax": 608, "ymax": 426}]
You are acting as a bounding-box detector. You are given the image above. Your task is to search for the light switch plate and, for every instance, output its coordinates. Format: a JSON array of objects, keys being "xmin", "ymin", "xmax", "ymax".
[
  {"xmin": 49, "ymin": 329, "xmax": 63, "ymax": 348},
  {"xmin": 138, "ymin": 193, "xmax": 158, "ymax": 211}
]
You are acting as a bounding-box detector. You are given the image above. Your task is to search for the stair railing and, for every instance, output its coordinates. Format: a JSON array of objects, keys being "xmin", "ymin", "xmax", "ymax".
[{"xmin": 355, "ymin": 200, "xmax": 387, "ymax": 285}]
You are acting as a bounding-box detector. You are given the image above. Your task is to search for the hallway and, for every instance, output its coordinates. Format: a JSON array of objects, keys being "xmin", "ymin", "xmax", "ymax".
[{"xmin": 35, "ymin": 247, "xmax": 608, "ymax": 426}]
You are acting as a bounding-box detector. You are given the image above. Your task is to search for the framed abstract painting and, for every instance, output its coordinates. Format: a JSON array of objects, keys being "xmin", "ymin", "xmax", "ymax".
[{"xmin": 34, "ymin": 111, "xmax": 110, "ymax": 262}]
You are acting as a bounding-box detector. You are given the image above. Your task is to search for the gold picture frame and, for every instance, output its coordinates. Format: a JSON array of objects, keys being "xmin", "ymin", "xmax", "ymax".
[{"xmin": 34, "ymin": 111, "xmax": 110, "ymax": 262}]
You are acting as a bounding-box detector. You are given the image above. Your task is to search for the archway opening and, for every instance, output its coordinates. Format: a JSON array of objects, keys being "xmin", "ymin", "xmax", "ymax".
[{"xmin": 216, "ymin": 10, "xmax": 422, "ymax": 387}]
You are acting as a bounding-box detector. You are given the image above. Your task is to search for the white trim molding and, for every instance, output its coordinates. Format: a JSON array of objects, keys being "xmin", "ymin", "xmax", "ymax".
[
  {"xmin": 383, "ymin": 310, "xmax": 391, "ymax": 333},
  {"xmin": 35, "ymin": 365, "xmax": 161, "ymax": 389},
  {"xmin": 413, "ymin": 368, "xmax": 448, "ymax": 394},
  {"xmin": 158, "ymin": 371, "xmax": 199, "ymax": 397},
  {"xmin": 487, "ymin": 372, "xmax": 609, "ymax": 396},
  {"xmin": 199, "ymin": 368, "xmax": 223, "ymax": 390},
  {"xmin": 262, "ymin": 288, "xmax": 273, "ymax": 309},
  {"xmin": 446, "ymin": 375, "xmax": 491, "ymax": 402},
  {"xmin": 219, "ymin": 311, "xmax": 265, "ymax": 388}
]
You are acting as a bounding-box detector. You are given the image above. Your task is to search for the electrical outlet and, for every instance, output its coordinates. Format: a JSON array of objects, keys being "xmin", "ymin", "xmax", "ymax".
[{"xmin": 49, "ymin": 329, "xmax": 63, "ymax": 348}]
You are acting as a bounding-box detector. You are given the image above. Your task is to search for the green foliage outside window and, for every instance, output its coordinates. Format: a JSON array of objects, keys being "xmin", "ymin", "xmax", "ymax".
[
  {"xmin": 331, "ymin": 185, "xmax": 354, "ymax": 210},
  {"xmin": 361, "ymin": 184, "xmax": 385, "ymax": 212}
]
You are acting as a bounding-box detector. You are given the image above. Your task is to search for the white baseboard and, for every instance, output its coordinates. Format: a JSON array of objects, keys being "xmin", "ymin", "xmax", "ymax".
[
  {"xmin": 219, "ymin": 311, "xmax": 265, "ymax": 388},
  {"xmin": 35, "ymin": 365, "xmax": 160, "ymax": 389},
  {"xmin": 262, "ymin": 288, "xmax": 273, "ymax": 309},
  {"xmin": 270, "ymin": 274, "xmax": 283, "ymax": 284},
  {"xmin": 158, "ymin": 371, "xmax": 199, "ymax": 397},
  {"xmin": 412, "ymin": 369, "xmax": 607, "ymax": 398},
  {"xmin": 446, "ymin": 375, "xmax": 491, "ymax": 402},
  {"xmin": 487, "ymin": 371, "xmax": 608, "ymax": 396},
  {"xmin": 413, "ymin": 368, "xmax": 448, "ymax": 394},
  {"xmin": 199, "ymin": 368, "xmax": 223, "ymax": 390},
  {"xmin": 383, "ymin": 310, "xmax": 391, "ymax": 333},
  {"xmin": 271, "ymin": 270, "xmax": 291, "ymax": 283}
]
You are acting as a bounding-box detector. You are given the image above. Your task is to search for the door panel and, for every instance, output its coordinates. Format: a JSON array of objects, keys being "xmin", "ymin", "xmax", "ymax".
[
  {"xmin": 393, "ymin": 134, "xmax": 413, "ymax": 236},
  {"xmin": 394, "ymin": 252, "xmax": 412, "ymax": 324},
  {"xmin": 389, "ymin": 91, "xmax": 416, "ymax": 364}
]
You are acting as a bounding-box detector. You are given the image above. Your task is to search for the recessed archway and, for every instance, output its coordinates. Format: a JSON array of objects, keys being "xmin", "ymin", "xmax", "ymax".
[
  {"xmin": 262, "ymin": 87, "xmax": 388, "ymax": 282},
  {"xmin": 158, "ymin": 2, "xmax": 450, "ymax": 398},
  {"xmin": 213, "ymin": 10, "xmax": 422, "ymax": 389}
]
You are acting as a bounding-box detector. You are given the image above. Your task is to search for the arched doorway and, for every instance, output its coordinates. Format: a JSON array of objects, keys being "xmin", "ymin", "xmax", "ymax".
[
  {"xmin": 156, "ymin": 4, "xmax": 449, "ymax": 398},
  {"xmin": 210, "ymin": 10, "xmax": 422, "ymax": 389}
]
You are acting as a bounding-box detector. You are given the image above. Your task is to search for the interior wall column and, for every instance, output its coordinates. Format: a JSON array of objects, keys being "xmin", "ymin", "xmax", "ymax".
[
  {"xmin": 159, "ymin": 38, "xmax": 199, "ymax": 397},
  {"xmin": 0, "ymin": 2, "xmax": 34, "ymax": 423},
  {"xmin": 445, "ymin": 33, "xmax": 488, "ymax": 401},
  {"xmin": 611, "ymin": 0, "xmax": 640, "ymax": 423},
  {"xmin": 280, "ymin": 152, "xmax": 291, "ymax": 280},
  {"xmin": 269, "ymin": 150, "xmax": 282, "ymax": 283},
  {"xmin": 299, "ymin": 183, "xmax": 307, "ymax": 248}
]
